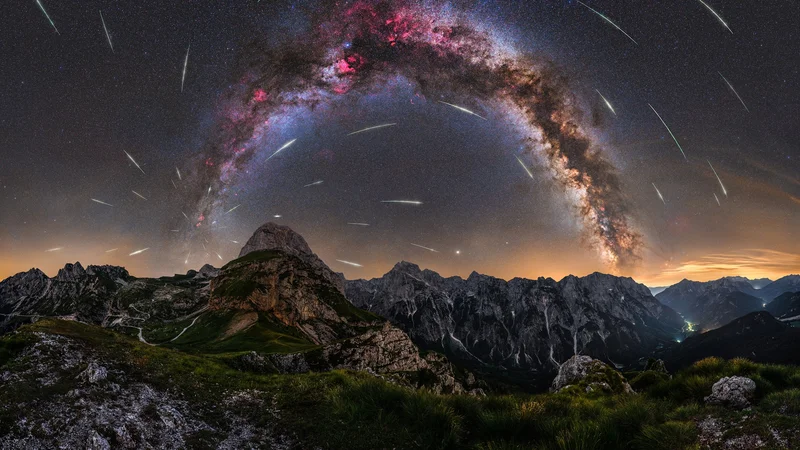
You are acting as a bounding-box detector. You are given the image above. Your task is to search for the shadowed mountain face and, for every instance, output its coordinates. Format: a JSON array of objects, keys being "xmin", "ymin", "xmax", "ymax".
[
  {"xmin": 655, "ymin": 278, "xmax": 765, "ymax": 330},
  {"xmin": 345, "ymin": 262, "xmax": 683, "ymax": 381},
  {"xmin": 758, "ymin": 275, "xmax": 800, "ymax": 302},
  {"xmin": 666, "ymin": 312, "xmax": 800, "ymax": 369},
  {"xmin": 766, "ymin": 292, "xmax": 800, "ymax": 320}
]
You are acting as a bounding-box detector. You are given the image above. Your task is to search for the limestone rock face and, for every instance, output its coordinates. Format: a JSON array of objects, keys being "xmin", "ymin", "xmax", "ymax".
[
  {"xmin": 551, "ymin": 355, "xmax": 633, "ymax": 394},
  {"xmin": 704, "ymin": 376, "xmax": 756, "ymax": 409}
]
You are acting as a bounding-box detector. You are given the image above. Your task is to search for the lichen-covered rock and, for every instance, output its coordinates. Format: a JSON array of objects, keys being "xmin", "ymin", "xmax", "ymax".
[
  {"xmin": 644, "ymin": 358, "xmax": 669, "ymax": 374},
  {"xmin": 551, "ymin": 355, "xmax": 634, "ymax": 394},
  {"xmin": 705, "ymin": 376, "xmax": 756, "ymax": 409}
]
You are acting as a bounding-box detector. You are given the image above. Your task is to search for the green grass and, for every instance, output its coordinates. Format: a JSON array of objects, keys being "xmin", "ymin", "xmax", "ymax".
[
  {"xmin": 4, "ymin": 321, "xmax": 800, "ymax": 449},
  {"xmin": 221, "ymin": 250, "xmax": 280, "ymax": 270}
]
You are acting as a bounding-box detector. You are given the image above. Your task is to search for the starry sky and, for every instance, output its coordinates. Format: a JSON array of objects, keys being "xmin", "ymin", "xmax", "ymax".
[{"xmin": 1, "ymin": 0, "xmax": 798, "ymax": 287}]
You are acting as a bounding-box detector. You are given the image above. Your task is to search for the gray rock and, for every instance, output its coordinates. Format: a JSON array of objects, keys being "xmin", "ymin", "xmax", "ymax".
[
  {"xmin": 551, "ymin": 355, "xmax": 633, "ymax": 394},
  {"xmin": 77, "ymin": 361, "xmax": 108, "ymax": 384},
  {"xmin": 705, "ymin": 376, "xmax": 756, "ymax": 409}
]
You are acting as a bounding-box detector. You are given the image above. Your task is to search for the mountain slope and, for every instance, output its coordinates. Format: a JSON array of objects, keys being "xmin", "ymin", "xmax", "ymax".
[
  {"xmin": 766, "ymin": 292, "xmax": 800, "ymax": 320},
  {"xmin": 346, "ymin": 262, "xmax": 683, "ymax": 382},
  {"xmin": 758, "ymin": 275, "xmax": 800, "ymax": 302},
  {"xmin": 655, "ymin": 277, "xmax": 765, "ymax": 329}
]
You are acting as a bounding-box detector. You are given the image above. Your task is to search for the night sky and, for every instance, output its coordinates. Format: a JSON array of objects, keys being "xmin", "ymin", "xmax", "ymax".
[{"xmin": 1, "ymin": 0, "xmax": 798, "ymax": 286}]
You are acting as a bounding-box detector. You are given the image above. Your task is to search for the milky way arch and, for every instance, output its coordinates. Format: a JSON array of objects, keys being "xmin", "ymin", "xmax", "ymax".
[{"xmin": 186, "ymin": 0, "xmax": 641, "ymax": 268}]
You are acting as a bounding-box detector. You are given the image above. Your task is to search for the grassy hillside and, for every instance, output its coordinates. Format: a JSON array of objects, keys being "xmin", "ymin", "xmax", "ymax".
[{"xmin": 2, "ymin": 319, "xmax": 800, "ymax": 448}]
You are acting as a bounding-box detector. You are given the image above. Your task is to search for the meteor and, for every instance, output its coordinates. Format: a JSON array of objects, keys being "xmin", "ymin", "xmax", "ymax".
[
  {"xmin": 230, "ymin": 240, "xmax": 239, "ymax": 244},
  {"xmin": 170, "ymin": 229, "xmax": 180, "ymax": 232},
  {"xmin": 648, "ymin": 104, "xmax": 688, "ymax": 161},
  {"xmin": 437, "ymin": 101, "xmax": 487, "ymax": 120},
  {"xmin": 595, "ymin": 90, "xmax": 617, "ymax": 115},
  {"xmin": 36, "ymin": 0, "xmax": 59, "ymax": 35},
  {"xmin": 215, "ymin": 252, "xmax": 223, "ymax": 260},
  {"xmin": 91, "ymin": 198, "xmax": 114, "ymax": 207},
  {"xmin": 707, "ymin": 159, "xmax": 728, "ymax": 197},
  {"xmin": 718, "ymin": 72, "xmax": 749, "ymax": 113},
  {"xmin": 181, "ymin": 211, "xmax": 189, "ymax": 219},
  {"xmin": 577, "ymin": 1, "xmax": 638, "ymax": 45},
  {"xmin": 515, "ymin": 155, "xmax": 534, "ymax": 179},
  {"xmin": 175, "ymin": 167, "xmax": 182, "ymax": 180},
  {"xmin": 171, "ymin": 180, "xmax": 178, "ymax": 189},
  {"xmin": 129, "ymin": 248, "xmax": 150, "ymax": 256},
  {"xmin": 123, "ymin": 150, "xmax": 145, "ymax": 174},
  {"xmin": 410, "ymin": 243, "xmax": 439, "ymax": 253},
  {"xmin": 131, "ymin": 190, "xmax": 147, "ymax": 200},
  {"xmin": 347, "ymin": 123, "xmax": 397, "ymax": 136},
  {"xmin": 99, "ymin": 10, "xmax": 113, "ymax": 52},
  {"xmin": 225, "ymin": 204, "xmax": 240, "ymax": 214},
  {"xmin": 181, "ymin": 44, "xmax": 190, "ymax": 92},
  {"xmin": 696, "ymin": 0, "xmax": 733, "ymax": 33},
  {"xmin": 714, "ymin": 193, "xmax": 721, "ymax": 206},
  {"xmin": 347, "ymin": 222, "xmax": 370, "ymax": 226},
  {"xmin": 266, "ymin": 138, "xmax": 297, "ymax": 160},
  {"xmin": 652, "ymin": 183, "xmax": 665, "ymax": 204},
  {"xmin": 381, "ymin": 200, "xmax": 422, "ymax": 205},
  {"xmin": 184, "ymin": 253, "xmax": 190, "ymax": 264},
  {"xmin": 336, "ymin": 259, "xmax": 363, "ymax": 267},
  {"xmin": 45, "ymin": 247, "xmax": 63, "ymax": 252},
  {"xmin": 303, "ymin": 180, "xmax": 323, "ymax": 187},
  {"xmin": 105, "ymin": 248, "xmax": 118, "ymax": 253}
]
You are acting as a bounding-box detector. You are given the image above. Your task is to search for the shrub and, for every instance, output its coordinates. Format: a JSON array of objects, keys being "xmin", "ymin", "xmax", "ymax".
[{"xmin": 760, "ymin": 389, "xmax": 800, "ymax": 415}]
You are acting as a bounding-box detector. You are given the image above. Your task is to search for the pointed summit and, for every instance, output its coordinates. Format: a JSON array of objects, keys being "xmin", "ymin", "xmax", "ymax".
[{"xmin": 238, "ymin": 222, "xmax": 314, "ymax": 260}]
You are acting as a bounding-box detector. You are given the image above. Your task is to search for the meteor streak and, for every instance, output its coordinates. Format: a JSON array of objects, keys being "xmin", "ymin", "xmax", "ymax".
[
  {"xmin": 515, "ymin": 155, "xmax": 534, "ymax": 179},
  {"xmin": 303, "ymin": 180, "xmax": 323, "ymax": 187},
  {"xmin": 99, "ymin": 10, "xmax": 113, "ymax": 52},
  {"xmin": 176, "ymin": 167, "xmax": 182, "ymax": 180},
  {"xmin": 707, "ymin": 159, "xmax": 728, "ymax": 197},
  {"xmin": 230, "ymin": 240, "xmax": 239, "ymax": 244},
  {"xmin": 652, "ymin": 183, "xmax": 665, "ymax": 204},
  {"xmin": 36, "ymin": 0, "xmax": 59, "ymax": 35},
  {"xmin": 595, "ymin": 90, "xmax": 617, "ymax": 115},
  {"xmin": 648, "ymin": 104, "xmax": 688, "ymax": 161},
  {"xmin": 225, "ymin": 204, "xmax": 240, "ymax": 214},
  {"xmin": 181, "ymin": 44, "xmax": 190, "ymax": 92},
  {"xmin": 91, "ymin": 198, "xmax": 114, "ymax": 207},
  {"xmin": 129, "ymin": 248, "xmax": 149, "ymax": 256},
  {"xmin": 105, "ymin": 248, "xmax": 118, "ymax": 253},
  {"xmin": 718, "ymin": 72, "xmax": 749, "ymax": 113},
  {"xmin": 437, "ymin": 101, "xmax": 487, "ymax": 120},
  {"xmin": 336, "ymin": 259, "xmax": 363, "ymax": 267},
  {"xmin": 381, "ymin": 200, "xmax": 422, "ymax": 205},
  {"xmin": 123, "ymin": 150, "xmax": 145, "ymax": 174},
  {"xmin": 45, "ymin": 247, "xmax": 63, "ymax": 252},
  {"xmin": 266, "ymin": 138, "xmax": 297, "ymax": 160},
  {"xmin": 181, "ymin": 211, "xmax": 189, "ymax": 219},
  {"xmin": 714, "ymin": 193, "xmax": 721, "ymax": 206},
  {"xmin": 410, "ymin": 243, "xmax": 439, "ymax": 253},
  {"xmin": 347, "ymin": 222, "xmax": 370, "ymax": 226},
  {"xmin": 184, "ymin": 253, "xmax": 190, "ymax": 264},
  {"xmin": 215, "ymin": 252, "xmax": 223, "ymax": 260},
  {"xmin": 577, "ymin": 1, "xmax": 638, "ymax": 45},
  {"xmin": 131, "ymin": 190, "xmax": 147, "ymax": 200},
  {"xmin": 696, "ymin": 0, "xmax": 733, "ymax": 33},
  {"xmin": 347, "ymin": 123, "xmax": 397, "ymax": 136}
]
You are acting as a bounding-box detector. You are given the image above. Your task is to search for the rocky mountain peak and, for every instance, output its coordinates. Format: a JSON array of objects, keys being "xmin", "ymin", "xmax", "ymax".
[
  {"xmin": 238, "ymin": 222, "xmax": 314, "ymax": 259},
  {"xmin": 55, "ymin": 262, "xmax": 87, "ymax": 282},
  {"xmin": 85, "ymin": 265, "xmax": 130, "ymax": 281},
  {"xmin": 391, "ymin": 261, "xmax": 423, "ymax": 274}
]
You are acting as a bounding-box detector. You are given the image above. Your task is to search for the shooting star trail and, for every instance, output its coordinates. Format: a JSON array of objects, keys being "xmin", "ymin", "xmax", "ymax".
[
  {"xmin": 437, "ymin": 101, "xmax": 487, "ymax": 120},
  {"xmin": 347, "ymin": 123, "xmax": 398, "ymax": 136},
  {"xmin": 714, "ymin": 193, "xmax": 721, "ymax": 206},
  {"xmin": 123, "ymin": 150, "xmax": 145, "ymax": 174},
  {"xmin": 171, "ymin": 180, "xmax": 178, "ymax": 189},
  {"xmin": 36, "ymin": 0, "xmax": 59, "ymax": 35},
  {"xmin": 347, "ymin": 222, "xmax": 370, "ymax": 226},
  {"xmin": 648, "ymin": 104, "xmax": 688, "ymax": 161},
  {"xmin": 577, "ymin": 1, "xmax": 638, "ymax": 45},
  {"xmin": 336, "ymin": 259, "xmax": 363, "ymax": 267},
  {"xmin": 129, "ymin": 248, "xmax": 149, "ymax": 256},
  {"xmin": 718, "ymin": 72, "xmax": 749, "ymax": 113},
  {"xmin": 707, "ymin": 159, "xmax": 728, "ymax": 197},
  {"xmin": 515, "ymin": 155, "xmax": 534, "ymax": 179},
  {"xmin": 105, "ymin": 248, "xmax": 118, "ymax": 253},
  {"xmin": 181, "ymin": 211, "xmax": 189, "ymax": 220},
  {"xmin": 99, "ymin": 10, "xmax": 113, "ymax": 52},
  {"xmin": 381, "ymin": 200, "xmax": 423, "ymax": 205},
  {"xmin": 91, "ymin": 198, "xmax": 114, "ymax": 207},
  {"xmin": 267, "ymin": 138, "xmax": 297, "ymax": 160},
  {"xmin": 225, "ymin": 204, "xmax": 240, "ymax": 214},
  {"xmin": 411, "ymin": 243, "xmax": 439, "ymax": 253},
  {"xmin": 696, "ymin": 0, "xmax": 732, "ymax": 33},
  {"xmin": 181, "ymin": 44, "xmax": 190, "ymax": 92},
  {"xmin": 215, "ymin": 252, "xmax": 223, "ymax": 260},
  {"xmin": 175, "ymin": 167, "xmax": 182, "ymax": 180},
  {"xmin": 303, "ymin": 180, "xmax": 323, "ymax": 187},
  {"xmin": 45, "ymin": 247, "xmax": 63, "ymax": 252},
  {"xmin": 184, "ymin": 253, "xmax": 190, "ymax": 264},
  {"xmin": 131, "ymin": 190, "xmax": 147, "ymax": 200},
  {"xmin": 230, "ymin": 240, "xmax": 239, "ymax": 244},
  {"xmin": 652, "ymin": 183, "xmax": 665, "ymax": 204},
  {"xmin": 596, "ymin": 90, "xmax": 617, "ymax": 115}
]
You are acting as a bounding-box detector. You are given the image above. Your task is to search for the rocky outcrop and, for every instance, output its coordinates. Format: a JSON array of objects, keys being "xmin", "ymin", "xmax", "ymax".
[
  {"xmin": 550, "ymin": 355, "xmax": 633, "ymax": 394},
  {"xmin": 705, "ymin": 376, "xmax": 756, "ymax": 409},
  {"xmin": 346, "ymin": 262, "xmax": 683, "ymax": 378}
]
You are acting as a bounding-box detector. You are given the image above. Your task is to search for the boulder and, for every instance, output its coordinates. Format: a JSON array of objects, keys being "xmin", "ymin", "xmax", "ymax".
[
  {"xmin": 704, "ymin": 376, "xmax": 756, "ymax": 409},
  {"xmin": 551, "ymin": 355, "xmax": 634, "ymax": 394}
]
